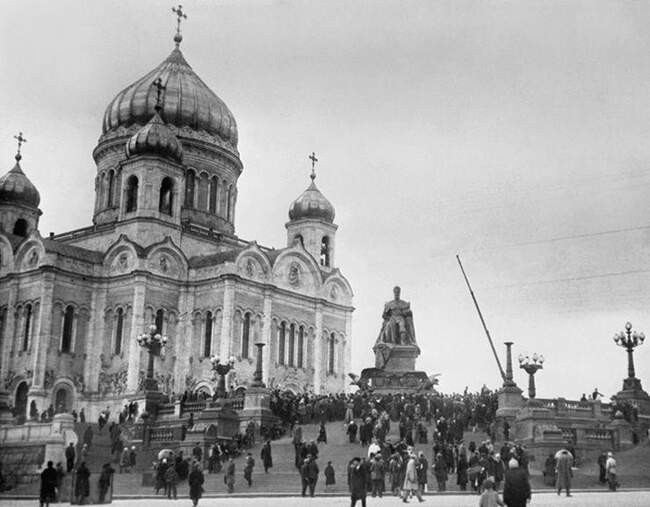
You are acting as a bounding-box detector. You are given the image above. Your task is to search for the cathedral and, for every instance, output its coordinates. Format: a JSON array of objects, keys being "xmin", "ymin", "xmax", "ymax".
[{"xmin": 0, "ymin": 21, "xmax": 353, "ymax": 420}]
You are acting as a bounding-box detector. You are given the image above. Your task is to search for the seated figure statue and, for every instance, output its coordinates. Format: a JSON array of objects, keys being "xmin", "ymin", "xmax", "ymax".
[{"xmin": 376, "ymin": 286, "xmax": 417, "ymax": 346}]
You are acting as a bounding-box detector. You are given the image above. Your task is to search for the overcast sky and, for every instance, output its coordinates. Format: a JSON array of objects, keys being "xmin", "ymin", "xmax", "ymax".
[{"xmin": 2, "ymin": 0, "xmax": 650, "ymax": 400}]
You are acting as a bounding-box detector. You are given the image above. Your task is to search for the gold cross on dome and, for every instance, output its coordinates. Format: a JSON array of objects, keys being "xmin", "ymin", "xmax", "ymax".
[
  {"xmin": 309, "ymin": 152, "xmax": 318, "ymax": 180},
  {"xmin": 172, "ymin": 5, "xmax": 187, "ymax": 34},
  {"xmin": 152, "ymin": 78, "xmax": 166, "ymax": 111},
  {"xmin": 14, "ymin": 132, "xmax": 27, "ymax": 158}
]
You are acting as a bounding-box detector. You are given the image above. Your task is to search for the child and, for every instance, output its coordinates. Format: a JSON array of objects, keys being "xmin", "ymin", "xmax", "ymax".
[
  {"xmin": 479, "ymin": 479, "xmax": 504, "ymax": 507},
  {"xmin": 324, "ymin": 461, "xmax": 335, "ymax": 491}
]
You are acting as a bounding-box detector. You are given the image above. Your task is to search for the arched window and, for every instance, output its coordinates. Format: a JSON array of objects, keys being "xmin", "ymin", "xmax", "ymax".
[
  {"xmin": 294, "ymin": 234, "xmax": 304, "ymax": 247},
  {"xmin": 114, "ymin": 308, "xmax": 124, "ymax": 355},
  {"xmin": 61, "ymin": 305, "xmax": 75, "ymax": 353},
  {"xmin": 155, "ymin": 309, "xmax": 164, "ymax": 334},
  {"xmin": 22, "ymin": 304, "xmax": 32, "ymax": 351},
  {"xmin": 241, "ymin": 313, "xmax": 251, "ymax": 359},
  {"xmin": 320, "ymin": 236, "xmax": 330, "ymax": 267},
  {"xmin": 185, "ymin": 169, "xmax": 196, "ymax": 208},
  {"xmin": 209, "ymin": 176, "xmax": 218, "ymax": 213},
  {"xmin": 278, "ymin": 321, "xmax": 286, "ymax": 365},
  {"xmin": 125, "ymin": 176, "xmax": 138, "ymax": 212},
  {"xmin": 288, "ymin": 323, "xmax": 296, "ymax": 366},
  {"xmin": 297, "ymin": 326, "xmax": 305, "ymax": 368},
  {"xmin": 204, "ymin": 311, "xmax": 213, "ymax": 357},
  {"xmin": 13, "ymin": 219, "xmax": 28, "ymax": 237},
  {"xmin": 107, "ymin": 170, "xmax": 115, "ymax": 207},
  {"xmin": 159, "ymin": 177, "xmax": 173, "ymax": 215},
  {"xmin": 328, "ymin": 332, "xmax": 335, "ymax": 374}
]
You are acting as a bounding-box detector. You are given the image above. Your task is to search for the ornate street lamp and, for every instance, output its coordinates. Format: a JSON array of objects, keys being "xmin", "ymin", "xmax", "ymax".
[
  {"xmin": 210, "ymin": 355, "xmax": 236, "ymax": 399},
  {"xmin": 518, "ymin": 353, "xmax": 544, "ymax": 404},
  {"xmin": 137, "ymin": 324, "xmax": 168, "ymax": 391},
  {"xmin": 613, "ymin": 321, "xmax": 645, "ymax": 391}
]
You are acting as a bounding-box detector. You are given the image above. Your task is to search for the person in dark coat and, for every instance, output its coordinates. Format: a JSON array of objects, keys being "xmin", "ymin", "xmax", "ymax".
[
  {"xmin": 317, "ymin": 421, "xmax": 328, "ymax": 444},
  {"xmin": 348, "ymin": 457, "xmax": 368, "ymax": 507},
  {"xmin": 503, "ymin": 459, "xmax": 531, "ymax": 507},
  {"xmin": 597, "ymin": 452, "xmax": 607, "ymax": 484},
  {"xmin": 98, "ymin": 462, "xmax": 115, "ymax": 503},
  {"xmin": 188, "ymin": 464, "xmax": 205, "ymax": 507},
  {"xmin": 261, "ymin": 440, "xmax": 273, "ymax": 473},
  {"xmin": 300, "ymin": 456, "xmax": 319, "ymax": 497},
  {"xmin": 555, "ymin": 449, "xmax": 573, "ymax": 497},
  {"xmin": 40, "ymin": 461, "xmax": 58, "ymax": 507},
  {"xmin": 74, "ymin": 462, "xmax": 91, "ymax": 505},
  {"xmin": 243, "ymin": 453, "xmax": 255, "ymax": 487},
  {"xmin": 324, "ymin": 461, "xmax": 336, "ymax": 491},
  {"xmin": 225, "ymin": 456, "xmax": 235, "ymax": 493},
  {"xmin": 347, "ymin": 420, "xmax": 358, "ymax": 443},
  {"xmin": 65, "ymin": 443, "xmax": 76, "ymax": 473},
  {"xmin": 456, "ymin": 453, "xmax": 468, "ymax": 491}
]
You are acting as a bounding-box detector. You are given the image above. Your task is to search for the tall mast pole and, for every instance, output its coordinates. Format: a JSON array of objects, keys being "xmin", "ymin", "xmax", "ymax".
[{"xmin": 456, "ymin": 255, "xmax": 506, "ymax": 382}]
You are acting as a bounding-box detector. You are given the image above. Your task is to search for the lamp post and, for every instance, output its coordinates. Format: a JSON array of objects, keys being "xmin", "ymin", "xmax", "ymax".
[
  {"xmin": 136, "ymin": 324, "xmax": 168, "ymax": 391},
  {"xmin": 518, "ymin": 353, "xmax": 544, "ymax": 404},
  {"xmin": 613, "ymin": 321, "xmax": 645, "ymax": 391},
  {"xmin": 210, "ymin": 355, "xmax": 236, "ymax": 399}
]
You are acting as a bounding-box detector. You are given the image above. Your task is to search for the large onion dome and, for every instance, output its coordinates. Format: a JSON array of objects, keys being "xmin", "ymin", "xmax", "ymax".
[
  {"xmin": 289, "ymin": 173, "xmax": 335, "ymax": 223},
  {"xmin": 101, "ymin": 47, "xmax": 238, "ymax": 152},
  {"xmin": 125, "ymin": 111, "xmax": 183, "ymax": 163},
  {"xmin": 0, "ymin": 154, "xmax": 40, "ymax": 208}
]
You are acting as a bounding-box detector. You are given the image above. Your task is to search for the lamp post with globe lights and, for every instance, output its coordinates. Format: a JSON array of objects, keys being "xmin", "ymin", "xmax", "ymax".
[
  {"xmin": 210, "ymin": 356, "xmax": 236, "ymax": 399},
  {"xmin": 614, "ymin": 322, "xmax": 645, "ymax": 391},
  {"xmin": 519, "ymin": 353, "xmax": 544, "ymax": 405},
  {"xmin": 137, "ymin": 324, "xmax": 168, "ymax": 391}
]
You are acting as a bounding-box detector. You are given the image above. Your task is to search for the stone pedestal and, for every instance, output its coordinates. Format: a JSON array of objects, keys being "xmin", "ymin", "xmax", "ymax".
[
  {"xmin": 43, "ymin": 413, "xmax": 76, "ymax": 468},
  {"xmin": 615, "ymin": 378, "xmax": 650, "ymax": 416},
  {"xmin": 239, "ymin": 386, "xmax": 278, "ymax": 434},
  {"xmin": 513, "ymin": 405, "xmax": 566, "ymax": 468},
  {"xmin": 608, "ymin": 415, "xmax": 635, "ymax": 450},
  {"xmin": 361, "ymin": 343, "xmax": 429, "ymax": 394},
  {"xmin": 143, "ymin": 389, "xmax": 164, "ymax": 418},
  {"xmin": 197, "ymin": 400, "xmax": 240, "ymax": 439}
]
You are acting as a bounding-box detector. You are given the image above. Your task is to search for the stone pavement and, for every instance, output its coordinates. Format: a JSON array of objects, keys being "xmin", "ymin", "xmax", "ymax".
[{"xmin": 3, "ymin": 491, "xmax": 650, "ymax": 507}]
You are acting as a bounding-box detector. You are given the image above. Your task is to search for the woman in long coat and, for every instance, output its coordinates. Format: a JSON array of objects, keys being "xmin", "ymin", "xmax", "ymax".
[
  {"xmin": 75, "ymin": 462, "xmax": 90, "ymax": 504},
  {"xmin": 188, "ymin": 464, "xmax": 205, "ymax": 507},
  {"xmin": 402, "ymin": 454, "xmax": 422, "ymax": 502},
  {"xmin": 224, "ymin": 457, "xmax": 235, "ymax": 493},
  {"xmin": 261, "ymin": 441, "xmax": 273, "ymax": 473},
  {"xmin": 555, "ymin": 450, "xmax": 573, "ymax": 497}
]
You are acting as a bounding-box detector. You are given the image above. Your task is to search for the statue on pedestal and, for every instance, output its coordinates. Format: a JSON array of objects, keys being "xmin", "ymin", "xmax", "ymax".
[{"xmin": 373, "ymin": 286, "xmax": 419, "ymax": 370}]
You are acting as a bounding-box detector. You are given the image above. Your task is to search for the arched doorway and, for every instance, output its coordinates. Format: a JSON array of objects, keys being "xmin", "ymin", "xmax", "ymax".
[
  {"xmin": 53, "ymin": 385, "xmax": 73, "ymax": 413},
  {"xmin": 14, "ymin": 382, "xmax": 28, "ymax": 420}
]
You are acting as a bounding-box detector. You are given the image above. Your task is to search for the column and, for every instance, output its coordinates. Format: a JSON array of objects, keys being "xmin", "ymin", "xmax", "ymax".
[
  {"xmin": 174, "ymin": 288, "xmax": 194, "ymax": 392},
  {"xmin": 220, "ymin": 279, "xmax": 235, "ymax": 359},
  {"xmin": 0, "ymin": 279, "xmax": 18, "ymax": 384},
  {"xmin": 84, "ymin": 289, "xmax": 107, "ymax": 393},
  {"xmin": 31, "ymin": 270, "xmax": 55, "ymax": 390},
  {"xmin": 261, "ymin": 290, "xmax": 273, "ymax": 385},
  {"xmin": 344, "ymin": 310, "xmax": 352, "ymax": 392},
  {"xmin": 126, "ymin": 276, "xmax": 146, "ymax": 393},
  {"xmin": 313, "ymin": 303, "xmax": 323, "ymax": 394}
]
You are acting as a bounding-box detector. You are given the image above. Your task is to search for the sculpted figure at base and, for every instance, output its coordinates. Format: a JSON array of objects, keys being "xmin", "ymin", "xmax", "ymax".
[{"xmin": 377, "ymin": 286, "xmax": 417, "ymax": 346}]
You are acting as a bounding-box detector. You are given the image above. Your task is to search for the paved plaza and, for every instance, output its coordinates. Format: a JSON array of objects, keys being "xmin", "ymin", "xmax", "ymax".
[{"xmin": 3, "ymin": 492, "xmax": 650, "ymax": 507}]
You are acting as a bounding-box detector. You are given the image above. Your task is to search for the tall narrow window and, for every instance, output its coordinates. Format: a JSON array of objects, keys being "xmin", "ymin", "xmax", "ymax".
[
  {"xmin": 209, "ymin": 176, "xmax": 218, "ymax": 213},
  {"xmin": 61, "ymin": 305, "xmax": 74, "ymax": 353},
  {"xmin": 294, "ymin": 234, "xmax": 304, "ymax": 247},
  {"xmin": 159, "ymin": 177, "xmax": 174, "ymax": 215},
  {"xmin": 278, "ymin": 322, "xmax": 286, "ymax": 365},
  {"xmin": 155, "ymin": 309, "xmax": 164, "ymax": 334},
  {"xmin": 204, "ymin": 311, "xmax": 213, "ymax": 357},
  {"xmin": 114, "ymin": 308, "xmax": 124, "ymax": 355},
  {"xmin": 297, "ymin": 326, "xmax": 304, "ymax": 368},
  {"xmin": 107, "ymin": 170, "xmax": 115, "ymax": 207},
  {"xmin": 328, "ymin": 333, "xmax": 335, "ymax": 374},
  {"xmin": 320, "ymin": 236, "xmax": 330, "ymax": 267},
  {"xmin": 125, "ymin": 176, "xmax": 138, "ymax": 212},
  {"xmin": 22, "ymin": 304, "xmax": 32, "ymax": 351},
  {"xmin": 185, "ymin": 169, "xmax": 196, "ymax": 208},
  {"xmin": 226, "ymin": 186, "xmax": 232, "ymax": 221},
  {"xmin": 242, "ymin": 313, "xmax": 251, "ymax": 359},
  {"xmin": 288, "ymin": 323, "xmax": 295, "ymax": 366}
]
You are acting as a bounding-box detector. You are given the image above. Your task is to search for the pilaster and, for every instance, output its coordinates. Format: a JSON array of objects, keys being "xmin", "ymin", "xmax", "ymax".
[
  {"xmin": 85, "ymin": 288, "xmax": 107, "ymax": 393},
  {"xmin": 31, "ymin": 270, "xmax": 55, "ymax": 389},
  {"xmin": 220, "ymin": 279, "xmax": 235, "ymax": 358},
  {"xmin": 0, "ymin": 279, "xmax": 18, "ymax": 383},
  {"xmin": 174, "ymin": 287, "xmax": 194, "ymax": 390},
  {"xmin": 313, "ymin": 303, "xmax": 323, "ymax": 394},
  {"xmin": 261, "ymin": 290, "xmax": 272, "ymax": 384},
  {"xmin": 127, "ymin": 275, "xmax": 146, "ymax": 392}
]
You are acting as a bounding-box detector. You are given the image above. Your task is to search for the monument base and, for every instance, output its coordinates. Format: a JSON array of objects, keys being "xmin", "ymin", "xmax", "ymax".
[
  {"xmin": 0, "ymin": 391, "xmax": 15, "ymax": 425},
  {"xmin": 360, "ymin": 367, "xmax": 429, "ymax": 394}
]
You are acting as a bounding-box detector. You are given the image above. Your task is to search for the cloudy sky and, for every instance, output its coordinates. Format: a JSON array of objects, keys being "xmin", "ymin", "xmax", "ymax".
[{"xmin": 2, "ymin": 0, "xmax": 650, "ymax": 399}]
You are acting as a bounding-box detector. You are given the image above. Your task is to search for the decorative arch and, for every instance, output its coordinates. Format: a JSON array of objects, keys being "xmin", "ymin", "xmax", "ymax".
[
  {"xmin": 14, "ymin": 235, "xmax": 45, "ymax": 272},
  {"xmin": 0, "ymin": 234, "xmax": 14, "ymax": 272},
  {"xmin": 104, "ymin": 235, "xmax": 142, "ymax": 275},
  {"xmin": 271, "ymin": 249, "xmax": 322, "ymax": 292},
  {"xmin": 51, "ymin": 378, "xmax": 76, "ymax": 413},
  {"xmin": 235, "ymin": 244, "xmax": 272, "ymax": 281},
  {"xmin": 144, "ymin": 237, "xmax": 188, "ymax": 278},
  {"xmin": 193, "ymin": 381, "xmax": 214, "ymax": 396},
  {"xmin": 322, "ymin": 270, "xmax": 354, "ymax": 305}
]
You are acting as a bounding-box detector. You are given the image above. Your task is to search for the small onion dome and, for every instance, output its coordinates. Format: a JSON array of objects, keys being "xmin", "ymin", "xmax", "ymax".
[
  {"xmin": 0, "ymin": 154, "xmax": 41, "ymax": 208},
  {"xmin": 288, "ymin": 175, "xmax": 335, "ymax": 223},
  {"xmin": 102, "ymin": 48, "xmax": 238, "ymax": 150},
  {"xmin": 125, "ymin": 112, "xmax": 183, "ymax": 163}
]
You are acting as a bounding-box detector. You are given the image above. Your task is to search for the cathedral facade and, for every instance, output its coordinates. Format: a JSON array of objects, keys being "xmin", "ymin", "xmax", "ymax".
[{"xmin": 0, "ymin": 31, "xmax": 353, "ymax": 420}]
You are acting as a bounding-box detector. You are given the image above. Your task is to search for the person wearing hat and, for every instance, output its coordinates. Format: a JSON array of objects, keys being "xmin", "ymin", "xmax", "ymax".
[
  {"xmin": 555, "ymin": 449, "xmax": 573, "ymax": 497},
  {"xmin": 605, "ymin": 452, "xmax": 618, "ymax": 491},
  {"xmin": 120, "ymin": 446, "xmax": 130, "ymax": 473},
  {"xmin": 348, "ymin": 457, "xmax": 369, "ymax": 507},
  {"xmin": 502, "ymin": 459, "xmax": 530, "ymax": 507}
]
